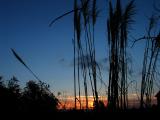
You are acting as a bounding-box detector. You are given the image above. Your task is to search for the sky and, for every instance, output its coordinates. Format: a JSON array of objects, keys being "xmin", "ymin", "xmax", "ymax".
[{"xmin": 0, "ymin": 0, "xmax": 160, "ymax": 97}]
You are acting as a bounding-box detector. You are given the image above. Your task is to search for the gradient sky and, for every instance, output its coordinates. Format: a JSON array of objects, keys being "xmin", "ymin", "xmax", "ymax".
[{"xmin": 0, "ymin": 0, "xmax": 159, "ymax": 96}]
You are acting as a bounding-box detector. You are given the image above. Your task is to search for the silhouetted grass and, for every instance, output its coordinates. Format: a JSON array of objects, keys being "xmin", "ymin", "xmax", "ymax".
[
  {"xmin": 1, "ymin": 0, "xmax": 159, "ymax": 115},
  {"xmin": 107, "ymin": 0, "xmax": 135, "ymax": 110}
]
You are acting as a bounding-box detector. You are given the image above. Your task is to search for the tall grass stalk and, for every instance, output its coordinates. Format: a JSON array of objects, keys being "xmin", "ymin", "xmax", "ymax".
[
  {"xmin": 107, "ymin": 0, "xmax": 135, "ymax": 110},
  {"xmin": 140, "ymin": 16, "xmax": 160, "ymax": 108}
]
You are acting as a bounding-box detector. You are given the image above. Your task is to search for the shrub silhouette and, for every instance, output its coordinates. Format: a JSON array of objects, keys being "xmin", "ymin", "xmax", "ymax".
[
  {"xmin": 0, "ymin": 76, "xmax": 21, "ymax": 112},
  {"xmin": 0, "ymin": 77, "xmax": 59, "ymax": 112},
  {"xmin": 21, "ymin": 80, "xmax": 59, "ymax": 112}
]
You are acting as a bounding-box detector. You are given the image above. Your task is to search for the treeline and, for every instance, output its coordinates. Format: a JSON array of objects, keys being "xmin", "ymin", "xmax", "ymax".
[{"xmin": 0, "ymin": 76, "xmax": 59, "ymax": 112}]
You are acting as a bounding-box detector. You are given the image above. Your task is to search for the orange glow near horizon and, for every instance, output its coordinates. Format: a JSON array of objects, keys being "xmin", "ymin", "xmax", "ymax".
[
  {"xmin": 57, "ymin": 95, "xmax": 157, "ymax": 110},
  {"xmin": 57, "ymin": 96, "xmax": 107, "ymax": 109}
]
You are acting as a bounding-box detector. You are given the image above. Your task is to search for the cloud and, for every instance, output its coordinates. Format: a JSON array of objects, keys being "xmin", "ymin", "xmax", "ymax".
[
  {"xmin": 58, "ymin": 58, "xmax": 65, "ymax": 63},
  {"xmin": 58, "ymin": 58, "xmax": 69, "ymax": 67},
  {"xmin": 101, "ymin": 58, "xmax": 108, "ymax": 63},
  {"xmin": 69, "ymin": 54, "xmax": 109, "ymax": 71},
  {"xmin": 98, "ymin": 58, "xmax": 109, "ymax": 71},
  {"xmin": 70, "ymin": 54, "xmax": 96, "ymax": 68}
]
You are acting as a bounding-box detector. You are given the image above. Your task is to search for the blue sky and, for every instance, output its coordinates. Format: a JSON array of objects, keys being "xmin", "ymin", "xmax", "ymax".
[{"xmin": 0, "ymin": 0, "xmax": 159, "ymax": 96}]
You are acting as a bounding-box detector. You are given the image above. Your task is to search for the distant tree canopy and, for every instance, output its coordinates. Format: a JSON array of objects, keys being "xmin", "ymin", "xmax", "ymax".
[{"xmin": 0, "ymin": 76, "xmax": 59, "ymax": 112}]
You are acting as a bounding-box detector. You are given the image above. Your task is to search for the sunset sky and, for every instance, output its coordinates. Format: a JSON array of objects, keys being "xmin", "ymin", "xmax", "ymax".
[{"xmin": 0, "ymin": 0, "xmax": 160, "ymax": 99}]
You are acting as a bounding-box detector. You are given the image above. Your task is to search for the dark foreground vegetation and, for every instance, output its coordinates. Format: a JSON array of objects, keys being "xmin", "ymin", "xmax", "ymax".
[
  {"xmin": 1, "ymin": 0, "xmax": 160, "ymax": 118},
  {"xmin": 0, "ymin": 76, "xmax": 59, "ymax": 113},
  {"xmin": 0, "ymin": 76, "xmax": 160, "ymax": 115}
]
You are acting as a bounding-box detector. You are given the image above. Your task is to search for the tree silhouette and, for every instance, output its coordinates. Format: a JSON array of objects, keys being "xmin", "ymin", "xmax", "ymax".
[
  {"xmin": 0, "ymin": 76, "xmax": 59, "ymax": 112},
  {"xmin": 22, "ymin": 80, "xmax": 59, "ymax": 112},
  {"xmin": 0, "ymin": 76, "xmax": 21, "ymax": 112}
]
